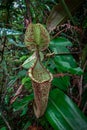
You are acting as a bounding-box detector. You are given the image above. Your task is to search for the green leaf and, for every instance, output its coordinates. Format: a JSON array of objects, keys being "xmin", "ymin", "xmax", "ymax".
[
  {"xmin": 22, "ymin": 77, "xmax": 31, "ymax": 85},
  {"xmin": 22, "ymin": 77, "xmax": 32, "ymax": 90},
  {"xmin": 50, "ymin": 37, "xmax": 72, "ymax": 47},
  {"xmin": 22, "ymin": 53, "xmax": 37, "ymax": 69},
  {"xmin": 52, "ymin": 76, "xmax": 70, "ymax": 91},
  {"xmin": 17, "ymin": 70, "xmax": 27, "ymax": 78},
  {"xmin": 47, "ymin": 59, "xmax": 70, "ymax": 91},
  {"xmin": 12, "ymin": 94, "xmax": 34, "ymax": 111},
  {"xmin": 45, "ymin": 89, "xmax": 87, "ymax": 130},
  {"xmin": 0, "ymin": 127, "xmax": 7, "ymax": 130},
  {"xmin": 8, "ymin": 76, "xmax": 18, "ymax": 87},
  {"xmin": 1, "ymin": 60, "xmax": 8, "ymax": 75},
  {"xmin": 22, "ymin": 52, "xmax": 44, "ymax": 69},
  {"xmin": 54, "ymin": 60, "xmax": 83, "ymax": 75},
  {"xmin": 20, "ymin": 106, "xmax": 28, "ymax": 116},
  {"xmin": 49, "ymin": 37, "xmax": 83, "ymax": 75},
  {"xmin": 8, "ymin": 70, "xmax": 27, "ymax": 87},
  {"xmin": 20, "ymin": 55, "xmax": 28, "ymax": 62},
  {"xmin": 0, "ymin": 28, "xmax": 22, "ymax": 37},
  {"xmin": 8, "ymin": 38, "xmax": 25, "ymax": 48},
  {"xmin": 22, "ymin": 121, "xmax": 31, "ymax": 130}
]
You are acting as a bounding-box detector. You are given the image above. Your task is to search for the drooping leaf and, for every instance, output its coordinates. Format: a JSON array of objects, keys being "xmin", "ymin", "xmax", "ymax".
[
  {"xmin": 47, "ymin": 59, "xmax": 70, "ymax": 91},
  {"xmin": 54, "ymin": 60, "xmax": 83, "ymax": 75},
  {"xmin": 46, "ymin": 0, "xmax": 83, "ymax": 32},
  {"xmin": 49, "ymin": 37, "xmax": 83, "ymax": 75},
  {"xmin": 45, "ymin": 89, "xmax": 87, "ymax": 130},
  {"xmin": 46, "ymin": 3, "xmax": 66, "ymax": 31}
]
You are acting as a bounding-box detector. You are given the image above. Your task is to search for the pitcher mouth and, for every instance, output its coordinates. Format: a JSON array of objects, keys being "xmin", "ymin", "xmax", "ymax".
[
  {"xmin": 28, "ymin": 58, "xmax": 53, "ymax": 84},
  {"xmin": 28, "ymin": 67, "xmax": 53, "ymax": 84}
]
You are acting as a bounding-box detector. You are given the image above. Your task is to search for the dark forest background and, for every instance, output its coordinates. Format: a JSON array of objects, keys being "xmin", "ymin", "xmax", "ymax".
[{"xmin": 0, "ymin": 0, "xmax": 87, "ymax": 130}]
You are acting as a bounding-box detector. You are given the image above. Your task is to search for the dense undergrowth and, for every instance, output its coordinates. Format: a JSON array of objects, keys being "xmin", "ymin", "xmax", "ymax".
[{"xmin": 0, "ymin": 0, "xmax": 87, "ymax": 130}]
